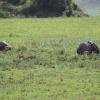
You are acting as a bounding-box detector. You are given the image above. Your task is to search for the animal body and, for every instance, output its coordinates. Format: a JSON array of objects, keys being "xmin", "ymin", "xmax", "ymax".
[{"xmin": 77, "ymin": 41, "xmax": 99, "ymax": 55}]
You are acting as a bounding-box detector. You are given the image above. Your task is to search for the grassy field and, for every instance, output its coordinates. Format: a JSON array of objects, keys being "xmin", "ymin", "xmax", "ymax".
[{"xmin": 0, "ymin": 17, "xmax": 100, "ymax": 100}]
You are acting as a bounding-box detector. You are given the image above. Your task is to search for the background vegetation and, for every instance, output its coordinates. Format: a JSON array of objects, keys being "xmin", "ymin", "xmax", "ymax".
[{"xmin": 0, "ymin": 0, "xmax": 86, "ymax": 17}]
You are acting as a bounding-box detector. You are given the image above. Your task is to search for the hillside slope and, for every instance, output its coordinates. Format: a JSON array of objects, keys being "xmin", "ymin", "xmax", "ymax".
[{"xmin": 74, "ymin": 0, "xmax": 100, "ymax": 16}]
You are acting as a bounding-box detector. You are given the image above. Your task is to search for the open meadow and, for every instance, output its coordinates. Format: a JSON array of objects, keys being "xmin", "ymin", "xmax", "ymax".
[{"xmin": 0, "ymin": 17, "xmax": 100, "ymax": 100}]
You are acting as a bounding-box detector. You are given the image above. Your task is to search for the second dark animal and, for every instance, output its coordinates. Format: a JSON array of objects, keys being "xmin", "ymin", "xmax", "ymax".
[{"xmin": 77, "ymin": 41, "xmax": 99, "ymax": 55}]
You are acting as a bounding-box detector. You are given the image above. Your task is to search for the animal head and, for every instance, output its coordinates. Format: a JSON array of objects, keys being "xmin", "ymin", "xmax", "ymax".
[
  {"xmin": 4, "ymin": 46, "xmax": 12, "ymax": 51},
  {"xmin": 90, "ymin": 42, "xmax": 100, "ymax": 54}
]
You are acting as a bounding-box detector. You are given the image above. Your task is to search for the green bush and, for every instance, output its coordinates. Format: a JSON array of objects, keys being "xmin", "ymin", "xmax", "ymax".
[{"xmin": 5, "ymin": 0, "xmax": 27, "ymax": 5}]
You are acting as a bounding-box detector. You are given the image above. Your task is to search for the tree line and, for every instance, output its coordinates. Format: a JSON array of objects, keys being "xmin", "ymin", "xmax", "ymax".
[{"xmin": 0, "ymin": 0, "xmax": 87, "ymax": 18}]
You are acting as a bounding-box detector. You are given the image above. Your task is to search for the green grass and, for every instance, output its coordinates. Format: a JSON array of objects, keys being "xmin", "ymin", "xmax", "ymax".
[
  {"xmin": 0, "ymin": 68, "xmax": 99, "ymax": 100},
  {"xmin": 0, "ymin": 17, "xmax": 100, "ymax": 100}
]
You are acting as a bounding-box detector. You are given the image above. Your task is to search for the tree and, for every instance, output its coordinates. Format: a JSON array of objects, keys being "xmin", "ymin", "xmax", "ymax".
[
  {"xmin": 28, "ymin": 0, "xmax": 66, "ymax": 17},
  {"xmin": 5, "ymin": 0, "xmax": 26, "ymax": 5},
  {"xmin": 36, "ymin": 0, "xmax": 65, "ymax": 11},
  {"xmin": 0, "ymin": 0, "xmax": 87, "ymax": 17},
  {"xmin": 65, "ymin": 0, "xmax": 73, "ymax": 16}
]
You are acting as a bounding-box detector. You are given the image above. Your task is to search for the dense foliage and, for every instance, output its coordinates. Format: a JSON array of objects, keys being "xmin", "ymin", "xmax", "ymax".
[{"xmin": 0, "ymin": 0, "xmax": 87, "ymax": 18}]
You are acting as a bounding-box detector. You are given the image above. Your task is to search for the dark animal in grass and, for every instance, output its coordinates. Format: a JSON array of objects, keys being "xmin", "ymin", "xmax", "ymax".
[
  {"xmin": 0, "ymin": 41, "xmax": 11, "ymax": 51},
  {"xmin": 77, "ymin": 41, "xmax": 99, "ymax": 55}
]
